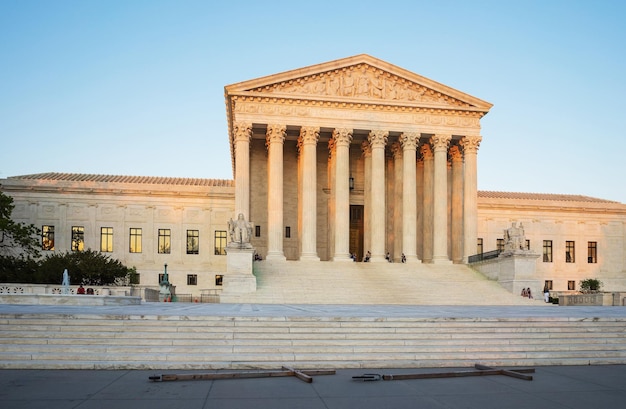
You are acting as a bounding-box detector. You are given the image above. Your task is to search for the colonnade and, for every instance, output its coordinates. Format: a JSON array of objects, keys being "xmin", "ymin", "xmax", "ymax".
[{"xmin": 233, "ymin": 121, "xmax": 481, "ymax": 264}]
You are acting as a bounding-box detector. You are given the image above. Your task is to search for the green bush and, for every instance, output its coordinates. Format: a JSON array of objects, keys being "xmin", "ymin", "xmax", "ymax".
[{"xmin": 579, "ymin": 278, "xmax": 603, "ymax": 293}]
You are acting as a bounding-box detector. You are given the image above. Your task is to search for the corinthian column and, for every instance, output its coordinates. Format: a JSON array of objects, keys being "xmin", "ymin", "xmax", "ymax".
[
  {"xmin": 266, "ymin": 124, "xmax": 286, "ymax": 261},
  {"xmin": 421, "ymin": 144, "xmax": 433, "ymax": 262},
  {"xmin": 368, "ymin": 130, "xmax": 388, "ymax": 262},
  {"xmin": 431, "ymin": 134, "xmax": 452, "ymax": 264},
  {"xmin": 450, "ymin": 145, "xmax": 464, "ymax": 263},
  {"xmin": 461, "ymin": 135, "xmax": 482, "ymax": 263},
  {"xmin": 332, "ymin": 128, "xmax": 352, "ymax": 261},
  {"xmin": 391, "ymin": 142, "xmax": 403, "ymax": 262},
  {"xmin": 361, "ymin": 141, "xmax": 372, "ymax": 258},
  {"xmin": 401, "ymin": 132, "xmax": 420, "ymax": 263},
  {"xmin": 299, "ymin": 126, "xmax": 320, "ymax": 261},
  {"xmin": 233, "ymin": 122, "xmax": 252, "ymax": 220}
]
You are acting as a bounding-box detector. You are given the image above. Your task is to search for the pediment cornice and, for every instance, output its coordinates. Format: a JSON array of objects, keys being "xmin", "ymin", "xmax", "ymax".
[{"xmin": 225, "ymin": 54, "xmax": 493, "ymax": 112}]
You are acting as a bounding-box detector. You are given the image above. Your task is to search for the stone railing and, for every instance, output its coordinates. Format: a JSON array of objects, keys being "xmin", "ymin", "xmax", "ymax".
[
  {"xmin": 0, "ymin": 283, "xmax": 132, "ymax": 297},
  {"xmin": 557, "ymin": 292, "xmax": 626, "ymax": 306}
]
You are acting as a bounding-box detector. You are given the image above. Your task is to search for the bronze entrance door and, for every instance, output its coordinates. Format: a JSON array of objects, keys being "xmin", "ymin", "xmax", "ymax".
[{"xmin": 349, "ymin": 205, "xmax": 364, "ymax": 261}]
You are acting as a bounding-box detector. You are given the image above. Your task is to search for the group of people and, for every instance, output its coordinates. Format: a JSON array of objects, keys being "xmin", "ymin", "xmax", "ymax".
[
  {"xmin": 76, "ymin": 285, "xmax": 94, "ymax": 295},
  {"xmin": 520, "ymin": 287, "xmax": 533, "ymax": 299},
  {"xmin": 357, "ymin": 251, "xmax": 407, "ymax": 263}
]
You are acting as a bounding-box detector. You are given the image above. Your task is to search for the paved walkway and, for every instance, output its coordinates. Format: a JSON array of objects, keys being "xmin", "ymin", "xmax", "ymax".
[
  {"xmin": 2, "ymin": 302, "xmax": 626, "ymax": 319},
  {"xmin": 1, "ymin": 364, "xmax": 625, "ymax": 408}
]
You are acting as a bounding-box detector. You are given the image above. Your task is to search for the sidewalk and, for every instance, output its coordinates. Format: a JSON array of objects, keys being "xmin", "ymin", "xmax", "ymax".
[{"xmin": 1, "ymin": 365, "xmax": 625, "ymax": 409}]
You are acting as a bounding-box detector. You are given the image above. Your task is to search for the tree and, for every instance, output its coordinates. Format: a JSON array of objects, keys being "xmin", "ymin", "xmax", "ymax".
[
  {"xmin": 0, "ymin": 191, "xmax": 41, "ymax": 259},
  {"xmin": 37, "ymin": 249, "xmax": 132, "ymax": 286},
  {"xmin": 0, "ymin": 191, "xmax": 41, "ymax": 282}
]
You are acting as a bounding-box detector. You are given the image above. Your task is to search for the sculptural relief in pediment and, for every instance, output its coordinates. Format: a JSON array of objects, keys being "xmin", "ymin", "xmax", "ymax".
[{"xmin": 248, "ymin": 64, "xmax": 470, "ymax": 108}]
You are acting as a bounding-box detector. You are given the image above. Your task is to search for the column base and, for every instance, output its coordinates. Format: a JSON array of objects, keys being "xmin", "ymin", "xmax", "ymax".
[
  {"xmin": 265, "ymin": 252, "xmax": 286, "ymax": 261},
  {"xmin": 432, "ymin": 256, "xmax": 453, "ymax": 265},
  {"xmin": 332, "ymin": 254, "xmax": 353, "ymax": 262},
  {"xmin": 403, "ymin": 255, "xmax": 421, "ymax": 264},
  {"xmin": 299, "ymin": 254, "xmax": 320, "ymax": 261}
]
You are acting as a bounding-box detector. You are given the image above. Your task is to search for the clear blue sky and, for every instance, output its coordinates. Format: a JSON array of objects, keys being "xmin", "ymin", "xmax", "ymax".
[{"xmin": 1, "ymin": 0, "xmax": 625, "ymax": 203}]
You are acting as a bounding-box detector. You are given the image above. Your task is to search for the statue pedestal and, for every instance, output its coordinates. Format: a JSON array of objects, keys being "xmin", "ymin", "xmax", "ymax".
[
  {"xmin": 497, "ymin": 250, "xmax": 541, "ymax": 294},
  {"xmin": 223, "ymin": 246, "xmax": 256, "ymax": 295}
]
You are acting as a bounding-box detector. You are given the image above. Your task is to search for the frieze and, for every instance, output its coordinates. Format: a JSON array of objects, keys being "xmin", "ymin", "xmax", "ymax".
[
  {"xmin": 233, "ymin": 100, "xmax": 481, "ymax": 129},
  {"xmin": 247, "ymin": 64, "xmax": 470, "ymax": 108}
]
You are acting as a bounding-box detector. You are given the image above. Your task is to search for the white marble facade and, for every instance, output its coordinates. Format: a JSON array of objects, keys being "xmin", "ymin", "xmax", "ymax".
[{"xmin": 2, "ymin": 55, "xmax": 626, "ymax": 296}]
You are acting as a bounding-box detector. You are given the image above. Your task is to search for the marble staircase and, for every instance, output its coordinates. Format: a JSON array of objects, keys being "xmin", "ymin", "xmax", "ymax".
[
  {"xmin": 221, "ymin": 260, "xmax": 543, "ymax": 305},
  {"xmin": 1, "ymin": 311, "xmax": 625, "ymax": 369}
]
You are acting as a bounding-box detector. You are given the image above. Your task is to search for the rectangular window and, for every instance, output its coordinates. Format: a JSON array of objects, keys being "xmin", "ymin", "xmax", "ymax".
[
  {"xmin": 477, "ymin": 238, "xmax": 483, "ymax": 255},
  {"xmin": 525, "ymin": 239, "xmax": 530, "ymax": 251},
  {"xmin": 129, "ymin": 228, "xmax": 142, "ymax": 253},
  {"xmin": 568, "ymin": 280, "xmax": 576, "ymax": 290},
  {"xmin": 187, "ymin": 274, "xmax": 198, "ymax": 286},
  {"xmin": 543, "ymin": 240, "xmax": 553, "ymax": 262},
  {"xmin": 285, "ymin": 226, "xmax": 291, "ymax": 238},
  {"xmin": 587, "ymin": 241, "xmax": 597, "ymax": 263},
  {"xmin": 496, "ymin": 239, "xmax": 504, "ymax": 253},
  {"xmin": 158, "ymin": 229, "xmax": 171, "ymax": 254},
  {"xmin": 158, "ymin": 273, "xmax": 164, "ymax": 283},
  {"xmin": 71, "ymin": 226, "xmax": 84, "ymax": 251},
  {"xmin": 100, "ymin": 227, "xmax": 113, "ymax": 252},
  {"xmin": 42, "ymin": 225, "xmax": 55, "ymax": 250},
  {"xmin": 186, "ymin": 230, "xmax": 199, "ymax": 254},
  {"xmin": 255, "ymin": 225, "xmax": 261, "ymax": 237},
  {"xmin": 214, "ymin": 230, "xmax": 227, "ymax": 255},
  {"xmin": 566, "ymin": 241, "xmax": 575, "ymax": 263},
  {"xmin": 215, "ymin": 275, "xmax": 223, "ymax": 286},
  {"xmin": 544, "ymin": 280, "xmax": 553, "ymax": 290}
]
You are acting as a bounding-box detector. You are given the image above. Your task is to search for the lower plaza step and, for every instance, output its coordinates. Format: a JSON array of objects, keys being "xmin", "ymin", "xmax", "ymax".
[{"xmin": 1, "ymin": 310, "xmax": 625, "ymax": 369}]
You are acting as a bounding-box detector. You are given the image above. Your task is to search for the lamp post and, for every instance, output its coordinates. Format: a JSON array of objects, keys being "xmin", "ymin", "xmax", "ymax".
[{"xmin": 159, "ymin": 263, "xmax": 171, "ymax": 302}]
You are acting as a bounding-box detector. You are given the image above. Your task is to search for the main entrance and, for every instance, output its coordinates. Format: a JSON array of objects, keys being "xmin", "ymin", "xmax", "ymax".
[{"xmin": 349, "ymin": 205, "xmax": 364, "ymax": 261}]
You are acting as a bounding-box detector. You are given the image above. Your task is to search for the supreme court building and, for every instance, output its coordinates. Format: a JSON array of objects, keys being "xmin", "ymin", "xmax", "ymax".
[{"xmin": 2, "ymin": 55, "xmax": 626, "ymax": 296}]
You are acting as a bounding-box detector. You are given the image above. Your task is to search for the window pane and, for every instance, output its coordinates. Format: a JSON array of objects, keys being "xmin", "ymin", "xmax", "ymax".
[
  {"xmin": 187, "ymin": 274, "xmax": 198, "ymax": 286},
  {"xmin": 543, "ymin": 240, "xmax": 552, "ymax": 262},
  {"xmin": 129, "ymin": 228, "xmax": 142, "ymax": 253},
  {"xmin": 587, "ymin": 241, "xmax": 597, "ymax": 263},
  {"xmin": 100, "ymin": 227, "xmax": 113, "ymax": 252},
  {"xmin": 214, "ymin": 230, "xmax": 227, "ymax": 255},
  {"xmin": 566, "ymin": 241, "xmax": 575, "ymax": 263},
  {"xmin": 187, "ymin": 230, "xmax": 199, "ymax": 254},
  {"xmin": 158, "ymin": 229, "xmax": 171, "ymax": 254},
  {"xmin": 42, "ymin": 225, "xmax": 55, "ymax": 250},
  {"xmin": 71, "ymin": 226, "xmax": 84, "ymax": 251}
]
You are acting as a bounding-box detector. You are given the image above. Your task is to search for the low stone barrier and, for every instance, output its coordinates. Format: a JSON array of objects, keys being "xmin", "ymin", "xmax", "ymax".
[{"xmin": 0, "ymin": 293, "xmax": 141, "ymax": 306}]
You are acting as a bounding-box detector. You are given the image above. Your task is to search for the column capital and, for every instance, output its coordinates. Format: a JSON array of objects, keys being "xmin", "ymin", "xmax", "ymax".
[
  {"xmin": 430, "ymin": 134, "xmax": 451, "ymax": 152},
  {"xmin": 332, "ymin": 128, "xmax": 353, "ymax": 147},
  {"xmin": 460, "ymin": 135, "xmax": 482, "ymax": 154},
  {"xmin": 233, "ymin": 122, "xmax": 252, "ymax": 142},
  {"xmin": 299, "ymin": 126, "xmax": 320, "ymax": 145},
  {"xmin": 266, "ymin": 124, "xmax": 286, "ymax": 148},
  {"xmin": 400, "ymin": 132, "xmax": 420, "ymax": 151},
  {"xmin": 298, "ymin": 126, "xmax": 319, "ymax": 155},
  {"xmin": 368, "ymin": 129, "xmax": 388, "ymax": 148}
]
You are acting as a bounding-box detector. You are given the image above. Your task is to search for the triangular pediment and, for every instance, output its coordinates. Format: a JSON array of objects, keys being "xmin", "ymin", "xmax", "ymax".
[{"xmin": 225, "ymin": 54, "xmax": 492, "ymax": 111}]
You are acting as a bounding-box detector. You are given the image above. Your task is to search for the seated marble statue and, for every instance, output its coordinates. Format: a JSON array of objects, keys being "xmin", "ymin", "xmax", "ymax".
[
  {"xmin": 503, "ymin": 222, "xmax": 526, "ymax": 252},
  {"xmin": 228, "ymin": 213, "xmax": 253, "ymax": 244}
]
